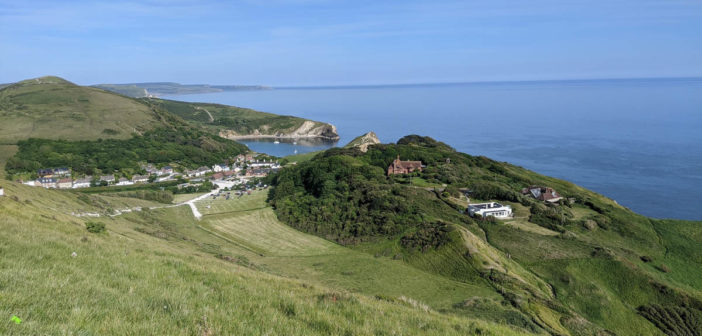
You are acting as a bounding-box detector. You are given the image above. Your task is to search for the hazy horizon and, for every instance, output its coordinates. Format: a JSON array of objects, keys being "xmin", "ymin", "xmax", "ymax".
[{"xmin": 2, "ymin": 0, "xmax": 701, "ymax": 86}]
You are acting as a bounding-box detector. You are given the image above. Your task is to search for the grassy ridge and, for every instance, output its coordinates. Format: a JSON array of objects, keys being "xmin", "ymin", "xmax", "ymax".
[{"xmin": 0, "ymin": 76, "xmax": 162, "ymax": 142}]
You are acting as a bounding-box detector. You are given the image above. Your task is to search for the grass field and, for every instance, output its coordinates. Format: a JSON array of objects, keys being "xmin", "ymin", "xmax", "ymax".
[
  {"xmin": 172, "ymin": 192, "xmax": 209, "ymax": 204},
  {"xmin": 0, "ymin": 181, "xmax": 530, "ymax": 335},
  {"xmin": 195, "ymin": 191, "xmax": 502, "ymax": 311}
]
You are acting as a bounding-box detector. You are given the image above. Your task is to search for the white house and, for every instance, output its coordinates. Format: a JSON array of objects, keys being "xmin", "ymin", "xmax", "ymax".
[
  {"xmin": 467, "ymin": 202, "xmax": 512, "ymax": 219},
  {"xmin": 132, "ymin": 175, "xmax": 149, "ymax": 183},
  {"xmin": 0, "ymin": 187, "xmax": 4, "ymax": 196},
  {"xmin": 212, "ymin": 164, "xmax": 230, "ymax": 172},
  {"xmin": 72, "ymin": 177, "xmax": 92, "ymax": 189},
  {"xmin": 116, "ymin": 178, "xmax": 134, "ymax": 186}
]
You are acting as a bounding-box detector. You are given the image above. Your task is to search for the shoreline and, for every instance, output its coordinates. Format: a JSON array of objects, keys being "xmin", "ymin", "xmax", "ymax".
[{"xmin": 223, "ymin": 134, "xmax": 340, "ymax": 141}]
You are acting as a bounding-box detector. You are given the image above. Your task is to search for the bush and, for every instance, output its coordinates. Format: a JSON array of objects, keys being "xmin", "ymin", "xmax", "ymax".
[{"xmin": 85, "ymin": 221, "xmax": 105, "ymax": 233}]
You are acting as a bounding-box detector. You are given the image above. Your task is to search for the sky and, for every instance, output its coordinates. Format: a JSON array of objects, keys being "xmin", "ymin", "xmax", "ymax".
[{"xmin": 1, "ymin": 0, "xmax": 701, "ymax": 86}]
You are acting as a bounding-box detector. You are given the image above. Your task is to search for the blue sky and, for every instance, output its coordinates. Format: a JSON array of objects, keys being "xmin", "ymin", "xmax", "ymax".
[{"xmin": 1, "ymin": 0, "xmax": 701, "ymax": 86}]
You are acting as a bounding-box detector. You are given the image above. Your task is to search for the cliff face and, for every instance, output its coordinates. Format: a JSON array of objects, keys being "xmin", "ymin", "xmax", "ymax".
[
  {"xmin": 344, "ymin": 131, "xmax": 381, "ymax": 152},
  {"xmin": 219, "ymin": 120, "xmax": 340, "ymax": 141}
]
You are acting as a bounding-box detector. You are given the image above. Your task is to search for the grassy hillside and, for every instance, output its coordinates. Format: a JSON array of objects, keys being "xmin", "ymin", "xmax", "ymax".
[
  {"xmin": 143, "ymin": 99, "xmax": 339, "ymax": 140},
  {"xmin": 0, "ymin": 181, "xmax": 532, "ymax": 335},
  {"xmin": 267, "ymin": 135, "xmax": 702, "ymax": 336},
  {"xmin": 0, "ymin": 76, "xmax": 163, "ymax": 143},
  {"xmin": 0, "ymin": 76, "xmax": 338, "ymax": 147}
]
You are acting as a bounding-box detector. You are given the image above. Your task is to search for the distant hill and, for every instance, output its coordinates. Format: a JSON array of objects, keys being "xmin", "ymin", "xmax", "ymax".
[
  {"xmin": 268, "ymin": 135, "xmax": 702, "ymax": 336},
  {"xmin": 0, "ymin": 76, "xmax": 164, "ymax": 143},
  {"xmin": 93, "ymin": 82, "xmax": 271, "ymax": 98},
  {"xmin": 144, "ymin": 99, "xmax": 339, "ymax": 141},
  {"xmin": 0, "ymin": 76, "xmax": 338, "ymax": 145}
]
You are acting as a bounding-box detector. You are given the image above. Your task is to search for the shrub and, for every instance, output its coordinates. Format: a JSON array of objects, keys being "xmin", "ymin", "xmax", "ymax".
[{"xmin": 85, "ymin": 221, "xmax": 105, "ymax": 233}]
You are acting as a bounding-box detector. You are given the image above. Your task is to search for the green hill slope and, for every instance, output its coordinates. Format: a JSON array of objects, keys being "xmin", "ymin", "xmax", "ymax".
[
  {"xmin": 0, "ymin": 182, "xmax": 531, "ymax": 335},
  {"xmin": 268, "ymin": 135, "xmax": 702, "ymax": 335},
  {"xmin": 143, "ymin": 99, "xmax": 340, "ymax": 141},
  {"xmin": 0, "ymin": 76, "xmax": 163, "ymax": 143}
]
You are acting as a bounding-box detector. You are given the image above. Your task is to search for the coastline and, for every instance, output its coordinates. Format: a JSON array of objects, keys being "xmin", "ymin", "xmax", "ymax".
[{"xmin": 223, "ymin": 134, "xmax": 340, "ymax": 141}]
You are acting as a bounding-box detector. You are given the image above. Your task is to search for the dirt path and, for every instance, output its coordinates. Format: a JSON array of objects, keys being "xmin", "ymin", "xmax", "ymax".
[
  {"xmin": 195, "ymin": 106, "xmax": 214, "ymax": 122},
  {"xmin": 73, "ymin": 181, "xmax": 239, "ymax": 220}
]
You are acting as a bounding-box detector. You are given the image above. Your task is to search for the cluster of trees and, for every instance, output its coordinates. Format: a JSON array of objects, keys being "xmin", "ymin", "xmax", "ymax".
[
  {"xmin": 400, "ymin": 221, "xmax": 454, "ymax": 252},
  {"xmin": 6, "ymin": 127, "xmax": 247, "ymax": 177},
  {"xmin": 268, "ymin": 154, "xmax": 428, "ymax": 244}
]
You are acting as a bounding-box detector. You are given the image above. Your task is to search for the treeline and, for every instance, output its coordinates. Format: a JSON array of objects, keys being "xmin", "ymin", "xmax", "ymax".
[{"xmin": 6, "ymin": 127, "xmax": 247, "ymax": 177}]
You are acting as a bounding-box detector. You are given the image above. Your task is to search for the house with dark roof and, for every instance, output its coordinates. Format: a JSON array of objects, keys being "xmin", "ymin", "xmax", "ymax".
[
  {"xmin": 522, "ymin": 186, "xmax": 563, "ymax": 203},
  {"xmin": 387, "ymin": 155, "xmax": 423, "ymax": 175},
  {"xmin": 38, "ymin": 177, "xmax": 57, "ymax": 188}
]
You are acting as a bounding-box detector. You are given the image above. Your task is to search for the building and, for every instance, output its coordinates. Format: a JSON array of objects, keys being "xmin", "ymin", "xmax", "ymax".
[
  {"xmin": 100, "ymin": 175, "xmax": 115, "ymax": 184},
  {"xmin": 116, "ymin": 178, "xmax": 134, "ymax": 186},
  {"xmin": 467, "ymin": 202, "xmax": 512, "ymax": 219},
  {"xmin": 160, "ymin": 166, "xmax": 174, "ymax": 176},
  {"xmin": 72, "ymin": 177, "xmax": 92, "ymax": 189},
  {"xmin": 38, "ymin": 177, "xmax": 57, "ymax": 189},
  {"xmin": 387, "ymin": 155, "xmax": 423, "ymax": 175},
  {"xmin": 522, "ymin": 186, "xmax": 563, "ymax": 203},
  {"xmin": 57, "ymin": 178, "xmax": 73, "ymax": 189},
  {"xmin": 210, "ymin": 172, "xmax": 224, "ymax": 180},
  {"xmin": 132, "ymin": 175, "xmax": 149, "ymax": 183},
  {"xmin": 0, "ymin": 186, "xmax": 4, "ymax": 197},
  {"xmin": 213, "ymin": 164, "xmax": 230, "ymax": 172},
  {"xmin": 38, "ymin": 167, "xmax": 71, "ymax": 178}
]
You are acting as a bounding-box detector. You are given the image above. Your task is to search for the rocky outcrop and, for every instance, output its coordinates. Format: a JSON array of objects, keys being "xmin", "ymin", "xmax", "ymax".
[
  {"xmin": 344, "ymin": 131, "xmax": 381, "ymax": 152},
  {"xmin": 219, "ymin": 120, "xmax": 340, "ymax": 141}
]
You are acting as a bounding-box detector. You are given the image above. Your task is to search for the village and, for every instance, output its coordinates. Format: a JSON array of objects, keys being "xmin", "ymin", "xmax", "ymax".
[{"xmin": 19, "ymin": 153, "xmax": 281, "ymax": 190}]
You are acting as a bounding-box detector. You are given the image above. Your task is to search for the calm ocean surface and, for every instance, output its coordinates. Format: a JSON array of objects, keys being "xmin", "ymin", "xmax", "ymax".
[{"xmin": 166, "ymin": 78, "xmax": 702, "ymax": 220}]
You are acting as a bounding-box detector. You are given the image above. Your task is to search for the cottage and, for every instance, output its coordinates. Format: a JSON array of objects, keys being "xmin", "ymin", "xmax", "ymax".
[
  {"xmin": 57, "ymin": 178, "xmax": 73, "ymax": 189},
  {"xmin": 132, "ymin": 175, "xmax": 149, "ymax": 183},
  {"xmin": 467, "ymin": 202, "xmax": 512, "ymax": 219},
  {"xmin": 387, "ymin": 155, "xmax": 423, "ymax": 175},
  {"xmin": 116, "ymin": 178, "xmax": 134, "ymax": 186},
  {"xmin": 196, "ymin": 166, "xmax": 212, "ymax": 176},
  {"xmin": 223, "ymin": 170, "xmax": 236, "ymax": 177},
  {"xmin": 522, "ymin": 186, "xmax": 563, "ymax": 203},
  {"xmin": 0, "ymin": 187, "xmax": 4, "ymax": 197},
  {"xmin": 210, "ymin": 172, "xmax": 225, "ymax": 180},
  {"xmin": 72, "ymin": 177, "xmax": 92, "ymax": 189},
  {"xmin": 38, "ymin": 177, "xmax": 57, "ymax": 189}
]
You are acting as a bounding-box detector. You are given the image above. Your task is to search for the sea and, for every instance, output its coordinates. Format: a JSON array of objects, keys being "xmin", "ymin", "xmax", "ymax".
[{"xmin": 164, "ymin": 78, "xmax": 702, "ymax": 221}]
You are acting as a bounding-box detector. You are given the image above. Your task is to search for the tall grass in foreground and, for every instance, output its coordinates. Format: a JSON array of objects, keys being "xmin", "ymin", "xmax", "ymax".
[{"xmin": 0, "ymin": 183, "xmax": 530, "ymax": 335}]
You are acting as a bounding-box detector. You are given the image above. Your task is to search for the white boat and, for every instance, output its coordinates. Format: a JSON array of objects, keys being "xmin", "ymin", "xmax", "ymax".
[
  {"xmin": 273, "ymin": 140, "xmax": 280, "ymax": 144},
  {"xmin": 292, "ymin": 141, "xmax": 297, "ymax": 145},
  {"xmin": 294, "ymin": 149, "xmax": 298, "ymax": 154}
]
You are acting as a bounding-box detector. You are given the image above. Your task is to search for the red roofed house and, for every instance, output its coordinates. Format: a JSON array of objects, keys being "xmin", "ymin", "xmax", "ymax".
[{"xmin": 387, "ymin": 155, "xmax": 423, "ymax": 175}]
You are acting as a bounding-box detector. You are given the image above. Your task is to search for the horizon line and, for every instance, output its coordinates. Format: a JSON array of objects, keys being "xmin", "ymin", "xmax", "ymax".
[{"xmin": 271, "ymin": 76, "xmax": 702, "ymax": 90}]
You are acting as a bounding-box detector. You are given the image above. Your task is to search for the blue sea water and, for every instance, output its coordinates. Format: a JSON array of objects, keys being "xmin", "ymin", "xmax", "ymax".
[{"xmin": 165, "ymin": 78, "xmax": 702, "ymax": 220}]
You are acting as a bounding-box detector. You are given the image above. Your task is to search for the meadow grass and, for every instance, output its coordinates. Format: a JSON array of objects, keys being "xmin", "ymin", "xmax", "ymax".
[
  {"xmin": 0, "ymin": 77, "xmax": 162, "ymax": 143},
  {"xmin": 0, "ymin": 181, "xmax": 532, "ymax": 335}
]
